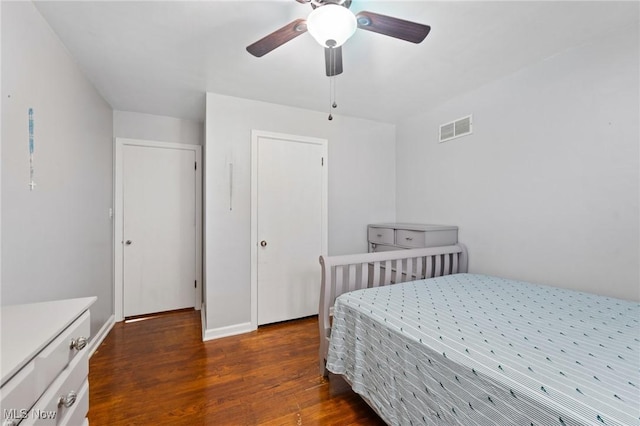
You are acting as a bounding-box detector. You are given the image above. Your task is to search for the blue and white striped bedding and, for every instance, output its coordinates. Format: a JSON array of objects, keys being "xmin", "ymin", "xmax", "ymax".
[{"xmin": 326, "ymin": 274, "xmax": 640, "ymax": 425}]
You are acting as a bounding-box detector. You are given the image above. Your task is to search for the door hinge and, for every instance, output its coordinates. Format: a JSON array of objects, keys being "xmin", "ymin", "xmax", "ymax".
[{"xmin": 194, "ymin": 280, "xmax": 197, "ymax": 288}]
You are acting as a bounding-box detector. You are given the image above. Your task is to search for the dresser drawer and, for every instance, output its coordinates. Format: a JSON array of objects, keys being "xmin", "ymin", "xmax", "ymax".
[
  {"xmin": 34, "ymin": 311, "xmax": 90, "ymax": 400},
  {"xmin": 21, "ymin": 351, "xmax": 88, "ymax": 426},
  {"xmin": 57, "ymin": 380, "xmax": 88, "ymax": 426},
  {"xmin": 0, "ymin": 361, "xmax": 37, "ymax": 424},
  {"xmin": 395, "ymin": 229, "xmax": 424, "ymax": 248},
  {"xmin": 368, "ymin": 227, "xmax": 394, "ymax": 245},
  {"xmin": 395, "ymin": 228, "xmax": 457, "ymax": 248}
]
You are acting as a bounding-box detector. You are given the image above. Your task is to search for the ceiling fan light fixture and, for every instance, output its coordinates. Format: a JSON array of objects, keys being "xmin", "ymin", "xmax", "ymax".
[{"xmin": 306, "ymin": 4, "xmax": 357, "ymax": 48}]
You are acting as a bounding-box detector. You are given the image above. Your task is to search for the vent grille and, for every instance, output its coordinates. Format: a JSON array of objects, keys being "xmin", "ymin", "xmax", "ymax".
[
  {"xmin": 440, "ymin": 123, "xmax": 455, "ymax": 141},
  {"xmin": 439, "ymin": 115, "xmax": 473, "ymax": 143}
]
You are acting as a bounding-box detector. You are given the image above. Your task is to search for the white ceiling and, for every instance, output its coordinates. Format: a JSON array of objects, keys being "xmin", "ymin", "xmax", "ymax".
[{"xmin": 34, "ymin": 1, "xmax": 639, "ymax": 124}]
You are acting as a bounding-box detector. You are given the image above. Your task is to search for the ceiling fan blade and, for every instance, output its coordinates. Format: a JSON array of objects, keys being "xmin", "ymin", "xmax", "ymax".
[
  {"xmin": 325, "ymin": 46, "xmax": 343, "ymax": 77},
  {"xmin": 355, "ymin": 11, "xmax": 430, "ymax": 43},
  {"xmin": 247, "ymin": 19, "xmax": 308, "ymax": 57}
]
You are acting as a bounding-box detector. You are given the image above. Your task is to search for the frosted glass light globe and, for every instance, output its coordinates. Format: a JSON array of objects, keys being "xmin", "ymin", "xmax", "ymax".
[{"xmin": 306, "ymin": 4, "xmax": 357, "ymax": 48}]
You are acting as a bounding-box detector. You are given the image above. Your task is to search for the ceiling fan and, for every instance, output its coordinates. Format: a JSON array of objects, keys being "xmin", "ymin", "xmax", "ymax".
[{"xmin": 246, "ymin": 0, "xmax": 431, "ymax": 77}]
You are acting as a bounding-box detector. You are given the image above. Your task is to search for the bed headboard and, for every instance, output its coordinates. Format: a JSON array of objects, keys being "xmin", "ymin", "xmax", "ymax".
[{"xmin": 318, "ymin": 243, "xmax": 468, "ymax": 375}]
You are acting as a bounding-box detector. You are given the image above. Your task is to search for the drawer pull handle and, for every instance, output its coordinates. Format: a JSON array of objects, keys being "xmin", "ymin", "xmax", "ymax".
[
  {"xmin": 70, "ymin": 336, "xmax": 88, "ymax": 351},
  {"xmin": 58, "ymin": 390, "xmax": 77, "ymax": 408},
  {"xmin": 377, "ymin": 234, "xmax": 382, "ymax": 237},
  {"xmin": 405, "ymin": 237, "xmax": 413, "ymax": 241}
]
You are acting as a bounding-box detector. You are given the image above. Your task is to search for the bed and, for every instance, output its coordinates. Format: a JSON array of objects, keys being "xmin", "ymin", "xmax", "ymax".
[{"xmin": 318, "ymin": 244, "xmax": 640, "ymax": 425}]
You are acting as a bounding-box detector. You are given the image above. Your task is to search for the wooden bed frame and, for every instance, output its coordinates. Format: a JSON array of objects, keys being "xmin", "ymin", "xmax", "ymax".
[{"xmin": 318, "ymin": 244, "xmax": 468, "ymax": 375}]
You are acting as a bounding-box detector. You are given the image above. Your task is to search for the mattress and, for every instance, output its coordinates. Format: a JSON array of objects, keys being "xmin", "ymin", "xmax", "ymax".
[{"xmin": 326, "ymin": 274, "xmax": 639, "ymax": 426}]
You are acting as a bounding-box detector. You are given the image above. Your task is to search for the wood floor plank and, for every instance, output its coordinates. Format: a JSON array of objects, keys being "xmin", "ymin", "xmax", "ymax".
[{"xmin": 88, "ymin": 310, "xmax": 385, "ymax": 425}]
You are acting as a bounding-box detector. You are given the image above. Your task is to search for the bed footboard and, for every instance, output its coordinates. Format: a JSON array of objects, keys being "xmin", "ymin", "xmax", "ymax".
[{"xmin": 318, "ymin": 244, "xmax": 468, "ymax": 376}]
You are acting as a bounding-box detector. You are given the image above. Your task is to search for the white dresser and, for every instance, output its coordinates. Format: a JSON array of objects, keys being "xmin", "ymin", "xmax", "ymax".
[
  {"xmin": 368, "ymin": 223, "xmax": 458, "ymax": 252},
  {"xmin": 1, "ymin": 297, "xmax": 96, "ymax": 426}
]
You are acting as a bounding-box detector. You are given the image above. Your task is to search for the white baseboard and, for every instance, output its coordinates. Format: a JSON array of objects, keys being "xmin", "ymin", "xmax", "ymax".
[
  {"xmin": 202, "ymin": 321, "xmax": 254, "ymax": 341},
  {"xmin": 88, "ymin": 314, "xmax": 116, "ymax": 358}
]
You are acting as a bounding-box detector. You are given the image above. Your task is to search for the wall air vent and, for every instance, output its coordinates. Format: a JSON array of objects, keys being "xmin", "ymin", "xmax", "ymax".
[{"xmin": 439, "ymin": 115, "xmax": 473, "ymax": 143}]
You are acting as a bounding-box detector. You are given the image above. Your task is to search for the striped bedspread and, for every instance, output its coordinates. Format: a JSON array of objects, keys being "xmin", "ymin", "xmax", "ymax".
[{"xmin": 326, "ymin": 274, "xmax": 639, "ymax": 425}]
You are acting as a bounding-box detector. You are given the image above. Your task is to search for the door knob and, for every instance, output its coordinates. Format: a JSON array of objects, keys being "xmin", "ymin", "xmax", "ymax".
[
  {"xmin": 260, "ymin": 240, "xmax": 267, "ymax": 247},
  {"xmin": 125, "ymin": 240, "xmax": 132, "ymax": 245}
]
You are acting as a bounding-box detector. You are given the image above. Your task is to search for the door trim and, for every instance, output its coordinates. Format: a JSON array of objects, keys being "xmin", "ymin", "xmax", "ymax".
[
  {"xmin": 250, "ymin": 130, "xmax": 328, "ymax": 330},
  {"xmin": 114, "ymin": 138, "xmax": 202, "ymax": 322}
]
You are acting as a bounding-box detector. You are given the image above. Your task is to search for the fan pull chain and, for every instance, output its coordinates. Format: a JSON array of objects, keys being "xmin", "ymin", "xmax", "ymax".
[
  {"xmin": 328, "ymin": 76, "xmax": 333, "ymax": 121},
  {"xmin": 328, "ymin": 50, "xmax": 333, "ymax": 120},
  {"xmin": 332, "ymin": 73, "xmax": 337, "ymax": 109},
  {"xmin": 328, "ymin": 76, "xmax": 336, "ymax": 120},
  {"xmin": 328, "ymin": 47, "xmax": 337, "ymax": 121}
]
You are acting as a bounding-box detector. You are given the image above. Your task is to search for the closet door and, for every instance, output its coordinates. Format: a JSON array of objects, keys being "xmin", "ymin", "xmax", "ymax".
[{"xmin": 253, "ymin": 131, "xmax": 327, "ymax": 325}]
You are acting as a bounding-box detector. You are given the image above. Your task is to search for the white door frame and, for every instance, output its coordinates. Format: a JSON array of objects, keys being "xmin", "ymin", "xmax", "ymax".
[
  {"xmin": 250, "ymin": 130, "xmax": 328, "ymax": 330},
  {"xmin": 114, "ymin": 138, "xmax": 203, "ymax": 322}
]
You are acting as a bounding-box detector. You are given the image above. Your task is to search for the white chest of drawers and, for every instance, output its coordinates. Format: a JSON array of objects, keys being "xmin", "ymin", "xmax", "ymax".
[
  {"xmin": 1, "ymin": 297, "xmax": 96, "ymax": 426},
  {"xmin": 368, "ymin": 223, "xmax": 458, "ymax": 252}
]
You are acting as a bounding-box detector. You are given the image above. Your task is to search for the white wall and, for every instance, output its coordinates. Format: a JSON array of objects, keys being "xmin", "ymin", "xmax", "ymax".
[
  {"xmin": 1, "ymin": 2, "xmax": 114, "ymax": 336},
  {"xmin": 114, "ymin": 110, "xmax": 203, "ymax": 145},
  {"xmin": 396, "ymin": 24, "xmax": 639, "ymax": 301},
  {"xmin": 205, "ymin": 93, "xmax": 396, "ymax": 334}
]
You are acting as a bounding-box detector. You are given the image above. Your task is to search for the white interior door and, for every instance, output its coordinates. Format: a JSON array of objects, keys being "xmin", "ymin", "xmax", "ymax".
[
  {"xmin": 255, "ymin": 132, "xmax": 326, "ymax": 325},
  {"xmin": 123, "ymin": 144, "xmax": 196, "ymax": 317}
]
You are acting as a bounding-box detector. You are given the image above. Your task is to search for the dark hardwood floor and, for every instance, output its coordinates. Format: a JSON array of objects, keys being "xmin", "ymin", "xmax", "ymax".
[{"xmin": 88, "ymin": 309, "xmax": 385, "ymax": 425}]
